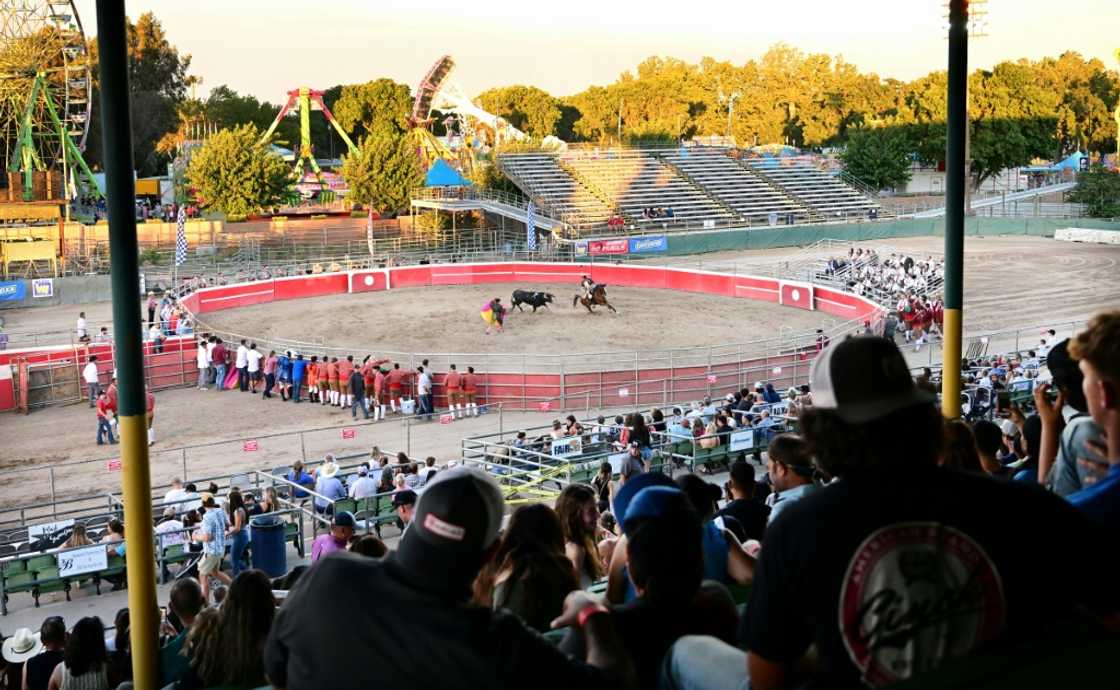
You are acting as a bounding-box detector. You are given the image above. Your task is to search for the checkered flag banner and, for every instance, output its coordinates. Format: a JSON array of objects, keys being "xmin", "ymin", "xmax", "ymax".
[
  {"xmin": 174, "ymin": 207, "xmax": 188, "ymax": 266},
  {"xmin": 526, "ymin": 201, "xmax": 537, "ymax": 251}
]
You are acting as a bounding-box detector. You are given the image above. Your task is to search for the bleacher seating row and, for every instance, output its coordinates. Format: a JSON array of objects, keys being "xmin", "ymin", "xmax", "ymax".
[{"xmin": 496, "ymin": 147, "xmax": 886, "ymax": 230}]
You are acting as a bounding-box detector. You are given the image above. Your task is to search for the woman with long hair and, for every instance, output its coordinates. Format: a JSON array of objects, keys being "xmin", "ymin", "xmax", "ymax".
[
  {"xmin": 259, "ymin": 486, "xmax": 280, "ymax": 514},
  {"xmin": 591, "ymin": 462, "xmax": 612, "ymax": 514},
  {"xmin": 220, "ymin": 570, "xmax": 275, "ymax": 687},
  {"xmin": 226, "ymin": 489, "xmax": 250, "ymax": 577},
  {"xmin": 47, "ymin": 617, "xmax": 110, "ymax": 690},
  {"xmin": 179, "ymin": 608, "xmax": 222, "ymax": 689},
  {"xmin": 627, "ymin": 413, "xmax": 651, "ymax": 453},
  {"xmin": 473, "ymin": 504, "xmax": 578, "ymax": 631},
  {"xmin": 554, "ymin": 484, "xmax": 603, "ymax": 588},
  {"xmin": 62, "ymin": 523, "xmax": 92, "ymax": 549}
]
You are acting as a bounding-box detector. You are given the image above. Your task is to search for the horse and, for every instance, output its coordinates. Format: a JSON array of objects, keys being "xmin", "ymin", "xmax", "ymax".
[{"xmin": 573, "ymin": 284, "xmax": 617, "ymax": 313}]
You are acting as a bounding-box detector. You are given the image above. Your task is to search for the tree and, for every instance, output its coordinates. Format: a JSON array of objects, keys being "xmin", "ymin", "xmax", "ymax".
[
  {"xmin": 85, "ymin": 12, "xmax": 194, "ymax": 175},
  {"xmin": 333, "ymin": 79, "xmax": 413, "ymax": 140},
  {"xmin": 840, "ymin": 129, "xmax": 913, "ymax": 190},
  {"xmin": 476, "ymin": 86, "xmax": 562, "ymax": 138},
  {"xmin": 1068, "ymin": 168, "xmax": 1120, "ymax": 218},
  {"xmin": 340, "ymin": 130, "xmax": 423, "ymax": 215},
  {"xmin": 186, "ymin": 124, "xmax": 291, "ymax": 217}
]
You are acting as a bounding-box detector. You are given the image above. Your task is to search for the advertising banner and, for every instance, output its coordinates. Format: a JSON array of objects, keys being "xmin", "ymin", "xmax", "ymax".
[
  {"xmin": 628, "ymin": 235, "xmax": 668, "ymax": 254},
  {"xmin": 31, "ymin": 278, "xmax": 54, "ymax": 298},
  {"xmin": 0, "ymin": 281, "xmax": 25, "ymax": 302},
  {"xmin": 588, "ymin": 239, "xmax": 629, "ymax": 256}
]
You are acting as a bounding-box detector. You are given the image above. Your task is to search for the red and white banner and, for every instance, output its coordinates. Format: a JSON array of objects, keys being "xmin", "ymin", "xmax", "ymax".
[
  {"xmin": 706, "ymin": 374, "xmax": 717, "ymax": 383},
  {"xmin": 342, "ymin": 428, "xmax": 356, "ymax": 439},
  {"xmin": 243, "ymin": 439, "xmax": 259, "ymax": 452},
  {"xmin": 440, "ymin": 413, "xmax": 454, "ymax": 425},
  {"xmin": 588, "ymin": 239, "xmax": 629, "ymax": 256},
  {"xmin": 537, "ymin": 401, "xmax": 551, "ymax": 412},
  {"xmin": 348, "ymin": 270, "xmax": 389, "ymax": 293},
  {"xmin": 779, "ymin": 282, "xmax": 814, "ymax": 311},
  {"xmin": 106, "ymin": 458, "xmax": 122, "ymax": 472}
]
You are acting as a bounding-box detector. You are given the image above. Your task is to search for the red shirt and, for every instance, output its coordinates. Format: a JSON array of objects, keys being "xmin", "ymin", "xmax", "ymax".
[
  {"xmin": 318, "ymin": 361, "xmax": 329, "ymax": 378},
  {"xmin": 461, "ymin": 373, "xmax": 477, "ymax": 392},
  {"xmin": 373, "ymin": 370, "xmax": 386, "ymax": 393},
  {"xmin": 211, "ymin": 344, "xmax": 227, "ymax": 364},
  {"xmin": 96, "ymin": 398, "xmax": 111, "ymax": 420},
  {"xmin": 444, "ymin": 371, "xmax": 461, "ymax": 390},
  {"xmin": 337, "ymin": 359, "xmax": 355, "ymax": 380},
  {"xmin": 145, "ymin": 392, "xmax": 155, "ymax": 413},
  {"xmin": 106, "ymin": 384, "xmax": 118, "ymax": 413},
  {"xmin": 387, "ymin": 369, "xmax": 408, "ymax": 388},
  {"xmin": 327, "ymin": 361, "xmax": 339, "ymax": 380}
]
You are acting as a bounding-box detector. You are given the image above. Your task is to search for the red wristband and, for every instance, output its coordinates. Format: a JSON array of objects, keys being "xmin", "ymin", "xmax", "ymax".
[{"xmin": 577, "ymin": 602, "xmax": 609, "ymax": 628}]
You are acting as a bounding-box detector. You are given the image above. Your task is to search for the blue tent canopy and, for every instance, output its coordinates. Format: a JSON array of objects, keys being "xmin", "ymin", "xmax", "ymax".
[{"xmin": 425, "ymin": 159, "xmax": 471, "ymax": 187}]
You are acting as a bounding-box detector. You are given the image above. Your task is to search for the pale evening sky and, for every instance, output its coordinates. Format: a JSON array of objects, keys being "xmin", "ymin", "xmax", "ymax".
[{"xmin": 73, "ymin": 0, "xmax": 1118, "ymax": 102}]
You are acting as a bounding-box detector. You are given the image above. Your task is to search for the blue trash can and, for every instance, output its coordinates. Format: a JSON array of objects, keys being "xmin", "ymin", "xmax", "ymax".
[{"xmin": 250, "ymin": 515, "xmax": 287, "ymax": 577}]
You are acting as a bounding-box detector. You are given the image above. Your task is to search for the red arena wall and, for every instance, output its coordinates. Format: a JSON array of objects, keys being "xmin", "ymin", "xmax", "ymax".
[{"xmin": 0, "ymin": 263, "xmax": 883, "ymax": 412}]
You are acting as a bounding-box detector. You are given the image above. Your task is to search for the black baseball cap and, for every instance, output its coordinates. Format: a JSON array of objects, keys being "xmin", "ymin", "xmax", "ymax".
[
  {"xmin": 332, "ymin": 511, "xmax": 356, "ymax": 529},
  {"xmin": 391, "ymin": 490, "xmax": 417, "ymax": 508},
  {"xmin": 394, "ymin": 467, "xmax": 503, "ymax": 592},
  {"xmin": 809, "ymin": 336, "xmax": 935, "ymax": 423}
]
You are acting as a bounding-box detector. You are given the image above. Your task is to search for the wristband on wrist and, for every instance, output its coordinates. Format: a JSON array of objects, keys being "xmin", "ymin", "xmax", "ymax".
[{"xmin": 577, "ymin": 602, "xmax": 609, "ymax": 628}]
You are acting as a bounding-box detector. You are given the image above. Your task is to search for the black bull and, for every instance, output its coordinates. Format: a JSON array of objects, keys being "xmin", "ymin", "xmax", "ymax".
[{"xmin": 511, "ymin": 290, "xmax": 556, "ymax": 312}]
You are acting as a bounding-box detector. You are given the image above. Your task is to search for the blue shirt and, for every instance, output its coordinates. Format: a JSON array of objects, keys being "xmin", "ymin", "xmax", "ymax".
[
  {"xmin": 200, "ymin": 508, "xmax": 227, "ymax": 556},
  {"xmin": 700, "ymin": 520, "xmax": 731, "ymax": 584},
  {"xmin": 1067, "ymin": 463, "xmax": 1120, "ymax": 528},
  {"xmin": 288, "ymin": 470, "xmax": 313, "ymax": 499},
  {"xmin": 314, "ymin": 476, "xmax": 346, "ymax": 509},
  {"xmin": 292, "ymin": 359, "xmax": 308, "ymax": 380},
  {"xmin": 769, "ymin": 481, "xmax": 822, "ymax": 524},
  {"xmin": 278, "ymin": 356, "xmax": 292, "ymax": 379}
]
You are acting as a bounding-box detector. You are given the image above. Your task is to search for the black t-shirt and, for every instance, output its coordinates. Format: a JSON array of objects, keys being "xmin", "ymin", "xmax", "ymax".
[
  {"xmin": 717, "ymin": 498, "xmax": 769, "ymax": 543},
  {"xmin": 264, "ymin": 552, "xmax": 617, "ymax": 690},
  {"xmin": 742, "ymin": 466, "xmax": 1119, "ymax": 689},
  {"xmin": 24, "ymin": 650, "xmax": 63, "ymax": 690}
]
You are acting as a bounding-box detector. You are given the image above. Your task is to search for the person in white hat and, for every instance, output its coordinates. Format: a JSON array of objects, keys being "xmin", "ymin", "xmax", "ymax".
[
  {"xmin": 313, "ymin": 457, "xmax": 345, "ymax": 515},
  {"xmin": 2, "ymin": 627, "xmax": 43, "ymax": 676}
]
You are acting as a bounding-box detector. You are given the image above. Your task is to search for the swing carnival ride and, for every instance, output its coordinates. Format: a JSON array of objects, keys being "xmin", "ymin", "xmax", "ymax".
[
  {"xmin": 0, "ymin": 0, "xmax": 100, "ymax": 202},
  {"xmin": 259, "ymin": 86, "xmax": 359, "ymax": 193}
]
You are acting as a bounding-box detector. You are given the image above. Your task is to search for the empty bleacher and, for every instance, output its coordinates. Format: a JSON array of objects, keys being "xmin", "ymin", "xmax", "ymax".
[
  {"xmin": 496, "ymin": 153, "xmax": 614, "ymax": 227},
  {"xmin": 497, "ymin": 147, "xmax": 887, "ymax": 231},
  {"xmin": 746, "ymin": 159, "xmax": 884, "ymax": 220},
  {"xmin": 558, "ymin": 149, "xmax": 737, "ymax": 227},
  {"xmin": 658, "ymin": 147, "xmax": 812, "ymax": 224}
]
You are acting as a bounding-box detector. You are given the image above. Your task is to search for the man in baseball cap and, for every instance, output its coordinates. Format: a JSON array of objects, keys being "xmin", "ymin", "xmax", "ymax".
[
  {"xmin": 666, "ymin": 336, "xmax": 1119, "ymax": 690},
  {"xmin": 265, "ymin": 466, "xmax": 635, "ymax": 690},
  {"xmin": 391, "ymin": 489, "xmax": 417, "ymax": 530}
]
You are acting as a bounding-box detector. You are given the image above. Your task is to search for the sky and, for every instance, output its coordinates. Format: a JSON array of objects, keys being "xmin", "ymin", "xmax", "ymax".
[{"xmin": 72, "ymin": 0, "xmax": 1119, "ymax": 102}]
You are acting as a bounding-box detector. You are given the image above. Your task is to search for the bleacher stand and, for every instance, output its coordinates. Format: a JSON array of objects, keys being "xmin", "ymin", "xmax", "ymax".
[
  {"xmin": 496, "ymin": 153, "xmax": 614, "ymax": 226},
  {"xmin": 747, "ymin": 158, "xmax": 885, "ymax": 221}
]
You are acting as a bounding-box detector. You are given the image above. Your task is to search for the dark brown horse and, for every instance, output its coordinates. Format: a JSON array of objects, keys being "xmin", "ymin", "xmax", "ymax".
[{"xmin": 573, "ymin": 285, "xmax": 617, "ymax": 313}]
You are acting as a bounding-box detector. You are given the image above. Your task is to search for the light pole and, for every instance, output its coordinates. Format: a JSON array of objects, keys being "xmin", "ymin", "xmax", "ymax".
[{"xmin": 942, "ymin": 0, "xmax": 969, "ymax": 419}]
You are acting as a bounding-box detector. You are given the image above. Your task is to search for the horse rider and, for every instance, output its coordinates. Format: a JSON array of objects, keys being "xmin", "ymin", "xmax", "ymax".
[{"xmin": 580, "ymin": 275, "xmax": 600, "ymax": 302}]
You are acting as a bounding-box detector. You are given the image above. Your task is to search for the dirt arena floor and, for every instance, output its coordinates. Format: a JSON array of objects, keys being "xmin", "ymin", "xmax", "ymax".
[
  {"xmin": 198, "ymin": 285, "xmax": 829, "ymax": 359},
  {"xmin": 2, "ymin": 234, "xmax": 1117, "ymax": 511}
]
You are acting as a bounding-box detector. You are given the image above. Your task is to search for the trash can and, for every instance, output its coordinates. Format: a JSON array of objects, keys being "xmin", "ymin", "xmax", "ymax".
[{"xmin": 250, "ymin": 515, "xmax": 288, "ymax": 578}]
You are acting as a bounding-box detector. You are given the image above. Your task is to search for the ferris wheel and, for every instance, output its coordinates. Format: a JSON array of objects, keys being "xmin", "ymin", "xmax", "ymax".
[{"xmin": 0, "ymin": 0, "xmax": 94, "ymax": 201}]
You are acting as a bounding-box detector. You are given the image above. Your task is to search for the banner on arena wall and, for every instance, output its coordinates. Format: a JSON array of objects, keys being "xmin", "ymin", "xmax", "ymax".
[
  {"xmin": 779, "ymin": 282, "xmax": 814, "ymax": 310},
  {"xmin": 627, "ymin": 235, "xmax": 668, "ymax": 254},
  {"xmin": 573, "ymin": 241, "xmax": 589, "ymax": 256},
  {"xmin": 57, "ymin": 545, "xmax": 108, "ymax": 578},
  {"xmin": 243, "ymin": 439, "xmax": 259, "ymax": 452},
  {"xmin": 342, "ymin": 428, "xmax": 356, "ymax": 439},
  {"xmin": 106, "ymin": 458, "xmax": 122, "ymax": 471},
  {"xmin": 31, "ymin": 278, "xmax": 54, "ymax": 298},
  {"xmin": 0, "ymin": 281, "xmax": 25, "ymax": 301},
  {"xmin": 729, "ymin": 429, "xmax": 755, "ymax": 452},
  {"xmin": 537, "ymin": 401, "xmax": 551, "ymax": 412},
  {"xmin": 588, "ymin": 239, "xmax": 629, "ymax": 256},
  {"xmin": 551, "ymin": 435, "xmax": 584, "ymax": 458},
  {"xmin": 440, "ymin": 414, "xmax": 454, "ymax": 425}
]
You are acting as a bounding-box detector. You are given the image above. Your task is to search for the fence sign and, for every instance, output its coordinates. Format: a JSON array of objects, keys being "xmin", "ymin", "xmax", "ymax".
[
  {"xmin": 772, "ymin": 367, "xmax": 782, "ymax": 375},
  {"xmin": 243, "ymin": 439, "xmax": 259, "ymax": 452},
  {"xmin": 439, "ymin": 413, "xmax": 454, "ymax": 425},
  {"xmin": 706, "ymin": 374, "xmax": 717, "ymax": 383},
  {"xmin": 342, "ymin": 428, "xmax": 356, "ymax": 440},
  {"xmin": 31, "ymin": 278, "xmax": 54, "ymax": 298},
  {"xmin": 537, "ymin": 401, "xmax": 551, "ymax": 412},
  {"xmin": 157, "ymin": 528, "xmax": 187, "ymax": 548},
  {"xmin": 618, "ymin": 387, "xmax": 630, "ymax": 397},
  {"xmin": 729, "ymin": 429, "xmax": 755, "ymax": 453},
  {"xmin": 28, "ymin": 519, "xmax": 75, "ymax": 541},
  {"xmin": 628, "ymin": 235, "xmax": 668, "ymax": 254},
  {"xmin": 106, "ymin": 458, "xmax": 122, "ymax": 471},
  {"xmin": 588, "ymin": 239, "xmax": 629, "ymax": 256},
  {"xmin": 551, "ymin": 435, "xmax": 584, "ymax": 458},
  {"xmin": 57, "ymin": 545, "xmax": 108, "ymax": 578},
  {"xmin": 0, "ymin": 280, "xmax": 25, "ymax": 302}
]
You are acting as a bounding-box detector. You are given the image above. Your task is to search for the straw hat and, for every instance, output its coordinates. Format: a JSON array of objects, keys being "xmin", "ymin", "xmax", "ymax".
[
  {"xmin": 320, "ymin": 459, "xmax": 340, "ymax": 479},
  {"xmin": 2, "ymin": 628, "xmax": 43, "ymax": 663}
]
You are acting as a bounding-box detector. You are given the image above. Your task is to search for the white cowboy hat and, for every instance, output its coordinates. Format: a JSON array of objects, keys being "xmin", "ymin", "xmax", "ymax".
[
  {"xmin": 319, "ymin": 461, "xmax": 339, "ymax": 478},
  {"xmin": 2, "ymin": 628, "xmax": 43, "ymax": 663}
]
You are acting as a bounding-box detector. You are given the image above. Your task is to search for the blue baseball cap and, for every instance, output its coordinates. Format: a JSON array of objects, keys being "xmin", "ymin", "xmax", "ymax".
[
  {"xmin": 622, "ymin": 485, "xmax": 692, "ymax": 537},
  {"xmin": 612, "ymin": 471, "xmax": 675, "ymax": 529}
]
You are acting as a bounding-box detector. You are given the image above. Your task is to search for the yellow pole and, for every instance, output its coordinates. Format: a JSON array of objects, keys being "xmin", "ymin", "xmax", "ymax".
[
  {"xmin": 95, "ymin": 2, "xmax": 159, "ymax": 687},
  {"xmin": 941, "ymin": 308, "xmax": 962, "ymax": 419}
]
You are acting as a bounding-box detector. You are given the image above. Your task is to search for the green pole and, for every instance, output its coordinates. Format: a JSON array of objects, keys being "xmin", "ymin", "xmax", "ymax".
[
  {"xmin": 942, "ymin": 0, "xmax": 968, "ymax": 419},
  {"xmin": 95, "ymin": 2, "xmax": 159, "ymax": 688}
]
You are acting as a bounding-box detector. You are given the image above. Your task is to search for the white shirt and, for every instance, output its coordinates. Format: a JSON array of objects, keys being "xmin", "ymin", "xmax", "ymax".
[
  {"xmin": 348, "ymin": 475, "xmax": 380, "ymax": 499},
  {"xmin": 236, "ymin": 345, "xmax": 249, "ymax": 368},
  {"xmin": 418, "ymin": 371, "xmax": 433, "ymax": 394},
  {"xmin": 206, "ymin": 342, "xmax": 215, "ymax": 364},
  {"xmin": 76, "ymin": 317, "xmax": 87, "ymax": 338},
  {"xmin": 82, "ymin": 362, "xmax": 99, "ymax": 384},
  {"xmin": 163, "ymin": 487, "xmax": 186, "ymax": 505},
  {"xmin": 148, "ymin": 325, "xmax": 162, "ymax": 341},
  {"xmin": 155, "ymin": 519, "xmax": 186, "ymax": 547},
  {"xmin": 246, "ymin": 349, "xmax": 264, "ymax": 373},
  {"xmin": 197, "ymin": 345, "xmax": 208, "ymax": 369}
]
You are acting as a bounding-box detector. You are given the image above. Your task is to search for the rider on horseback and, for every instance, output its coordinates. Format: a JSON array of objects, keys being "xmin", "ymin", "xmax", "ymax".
[{"xmin": 580, "ymin": 275, "xmax": 602, "ymax": 302}]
